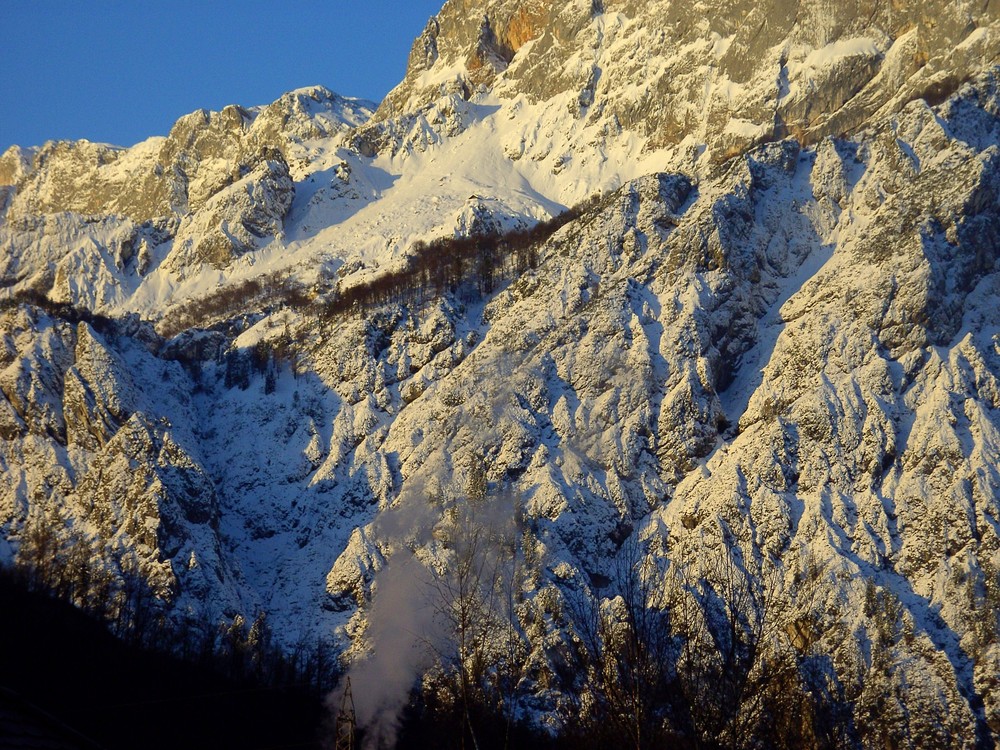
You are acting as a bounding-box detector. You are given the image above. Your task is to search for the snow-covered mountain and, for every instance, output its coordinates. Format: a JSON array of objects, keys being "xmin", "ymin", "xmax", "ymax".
[{"xmin": 3, "ymin": 0, "xmax": 1000, "ymax": 745}]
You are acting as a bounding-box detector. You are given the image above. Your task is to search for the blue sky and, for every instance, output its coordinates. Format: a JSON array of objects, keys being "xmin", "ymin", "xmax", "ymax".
[{"xmin": 0, "ymin": 1, "xmax": 445, "ymax": 152}]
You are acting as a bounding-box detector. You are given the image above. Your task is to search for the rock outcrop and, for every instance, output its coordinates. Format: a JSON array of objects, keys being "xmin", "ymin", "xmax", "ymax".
[{"xmin": 0, "ymin": 88, "xmax": 374, "ymax": 305}]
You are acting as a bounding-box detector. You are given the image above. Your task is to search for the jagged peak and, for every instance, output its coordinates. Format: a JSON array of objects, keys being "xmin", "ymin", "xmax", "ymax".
[{"xmin": 374, "ymin": 0, "xmax": 1000, "ymax": 162}]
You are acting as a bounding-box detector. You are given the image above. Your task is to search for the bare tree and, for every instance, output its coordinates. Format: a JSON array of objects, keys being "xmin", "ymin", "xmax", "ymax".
[
  {"xmin": 16, "ymin": 504, "xmax": 64, "ymax": 592},
  {"xmin": 565, "ymin": 534, "xmax": 681, "ymax": 750},
  {"xmin": 423, "ymin": 499, "xmax": 527, "ymax": 750},
  {"xmin": 666, "ymin": 545, "xmax": 808, "ymax": 749}
]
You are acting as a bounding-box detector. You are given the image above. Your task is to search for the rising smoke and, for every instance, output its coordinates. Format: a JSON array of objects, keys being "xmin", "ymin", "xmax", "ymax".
[
  {"xmin": 331, "ymin": 471, "xmax": 523, "ymax": 749},
  {"xmin": 328, "ymin": 347, "xmax": 538, "ymax": 748},
  {"xmin": 333, "ymin": 482, "xmax": 442, "ymax": 749}
]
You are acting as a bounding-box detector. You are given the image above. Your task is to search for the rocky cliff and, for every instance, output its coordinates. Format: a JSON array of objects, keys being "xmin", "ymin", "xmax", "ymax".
[{"xmin": 376, "ymin": 0, "xmax": 999, "ymax": 158}]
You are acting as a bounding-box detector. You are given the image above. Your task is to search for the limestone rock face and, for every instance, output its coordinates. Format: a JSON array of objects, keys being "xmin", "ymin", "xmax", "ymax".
[
  {"xmin": 0, "ymin": 306, "xmax": 233, "ymax": 609},
  {"xmin": 165, "ymin": 148, "xmax": 295, "ymax": 271},
  {"xmin": 0, "ymin": 146, "xmax": 37, "ymax": 188},
  {"xmin": 374, "ymin": 0, "xmax": 999, "ymax": 161},
  {"xmin": 0, "ymin": 307, "xmax": 75, "ymax": 443},
  {"xmin": 3, "ymin": 88, "xmax": 371, "ymax": 223},
  {"xmin": 323, "ymin": 72, "xmax": 1000, "ymax": 741},
  {"xmin": 63, "ymin": 323, "xmax": 138, "ymax": 449}
]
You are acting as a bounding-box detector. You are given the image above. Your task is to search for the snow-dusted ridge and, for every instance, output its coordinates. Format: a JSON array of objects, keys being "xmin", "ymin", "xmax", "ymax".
[{"xmin": 3, "ymin": 0, "xmax": 1000, "ymax": 745}]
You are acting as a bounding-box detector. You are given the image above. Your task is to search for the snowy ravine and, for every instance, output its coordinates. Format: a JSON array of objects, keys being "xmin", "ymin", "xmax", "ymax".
[{"xmin": 3, "ymin": 0, "xmax": 1000, "ymax": 746}]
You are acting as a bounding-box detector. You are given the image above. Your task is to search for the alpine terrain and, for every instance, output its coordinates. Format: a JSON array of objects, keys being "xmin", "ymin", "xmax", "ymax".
[{"xmin": 3, "ymin": 0, "xmax": 1000, "ymax": 747}]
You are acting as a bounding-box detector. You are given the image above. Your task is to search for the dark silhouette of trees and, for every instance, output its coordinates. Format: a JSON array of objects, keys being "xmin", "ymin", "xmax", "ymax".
[
  {"xmin": 156, "ymin": 269, "xmax": 311, "ymax": 338},
  {"xmin": 667, "ymin": 552, "xmax": 802, "ymax": 749},
  {"xmin": 10, "ymin": 509, "xmax": 337, "ymax": 699},
  {"xmin": 566, "ymin": 537, "xmax": 681, "ymax": 750},
  {"xmin": 0, "ymin": 563, "xmax": 327, "ymax": 750}
]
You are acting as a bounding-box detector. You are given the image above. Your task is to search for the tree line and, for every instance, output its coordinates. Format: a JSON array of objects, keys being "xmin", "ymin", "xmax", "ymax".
[
  {"xmin": 3, "ymin": 194, "xmax": 606, "ymax": 343},
  {"xmin": 158, "ymin": 193, "xmax": 607, "ymax": 339},
  {"xmin": 157, "ymin": 269, "xmax": 311, "ymax": 339},
  {"xmin": 326, "ymin": 194, "xmax": 605, "ymax": 317},
  {"xmin": 0, "ymin": 288, "xmax": 118, "ymax": 333}
]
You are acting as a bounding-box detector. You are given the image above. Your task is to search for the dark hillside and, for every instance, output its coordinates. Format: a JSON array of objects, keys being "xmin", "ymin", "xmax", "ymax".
[{"xmin": 0, "ymin": 570, "xmax": 325, "ymax": 750}]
